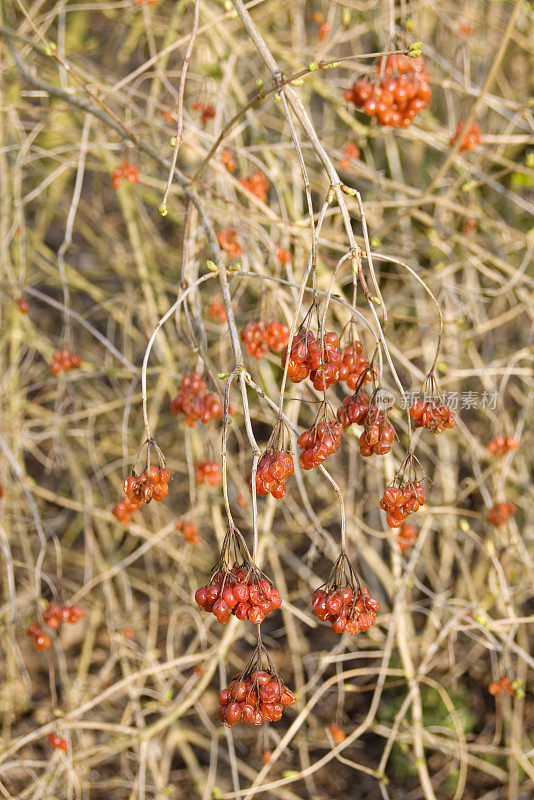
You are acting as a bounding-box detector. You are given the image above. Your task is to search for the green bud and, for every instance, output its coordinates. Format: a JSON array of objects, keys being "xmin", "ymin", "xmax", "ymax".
[{"xmin": 158, "ymin": 204, "xmax": 168, "ymax": 217}]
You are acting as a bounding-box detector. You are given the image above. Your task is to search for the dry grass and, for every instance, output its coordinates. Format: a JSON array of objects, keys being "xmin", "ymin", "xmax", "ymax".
[{"xmin": 0, "ymin": 1, "xmax": 533, "ymax": 799}]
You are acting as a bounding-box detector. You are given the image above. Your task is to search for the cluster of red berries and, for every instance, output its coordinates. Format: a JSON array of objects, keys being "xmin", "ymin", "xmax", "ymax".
[
  {"xmin": 208, "ymin": 302, "xmax": 227, "ymax": 323},
  {"xmin": 282, "ymin": 331, "xmax": 373, "ymax": 392},
  {"xmin": 409, "ymin": 399, "xmax": 455, "ymax": 433},
  {"xmin": 123, "ymin": 465, "xmax": 171, "ymax": 504},
  {"xmin": 218, "ymin": 671, "xmax": 295, "ymax": 726},
  {"xmin": 195, "ymin": 461, "xmax": 221, "ymax": 486},
  {"xmin": 170, "ymin": 373, "xmax": 223, "ymax": 426},
  {"xmin": 281, "ymin": 330, "xmax": 338, "ymax": 387},
  {"xmin": 312, "ymin": 586, "xmax": 379, "ymax": 634},
  {"xmin": 489, "ymin": 676, "xmax": 514, "ymax": 697},
  {"xmin": 112, "ymin": 497, "xmax": 142, "ymax": 524},
  {"xmin": 17, "ymin": 296, "xmax": 29, "ymax": 313},
  {"xmin": 337, "ymin": 391, "xmax": 370, "ymax": 429},
  {"xmin": 175, "ymin": 519, "xmax": 200, "ymax": 545},
  {"xmin": 450, "ymin": 122, "xmax": 482, "ymax": 152},
  {"xmin": 239, "ymin": 173, "xmax": 269, "ymax": 203},
  {"xmin": 251, "ymin": 451, "xmax": 294, "ymax": 499},
  {"xmin": 380, "ymin": 482, "xmax": 425, "ymax": 528},
  {"xmin": 220, "ymin": 150, "xmax": 235, "ymax": 172},
  {"xmin": 43, "ymin": 602, "xmax": 84, "ymax": 629},
  {"xmin": 48, "ymin": 733, "xmax": 68, "ymax": 750},
  {"xmin": 216, "ymin": 229, "xmax": 242, "ymax": 258},
  {"xmin": 297, "ymin": 421, "xmax": 342, "ymax": 470},
  {"xmin": 487, "ymin": 436, "xmax": 519, "ymax": 457},
  {"xmin": 397, "ymin": 523, "xmax": 418, "ymax": 552},
  {"xmin": 192, "ymin": 101, "xmax": 215, "ymax": 125},
  {"xmin": 344, "ymin": 54, "xmax": 431, "ymax": 128},
  {"xmin": 487, "ymin": 501, "xmax": 516, "ymax": 527},
  {"xmin": 50, "ymin": 349, "xmax": 82, "ymax": 375},
  {"xmin": 240, "ymin": 321, "xmax": 290, "ymax": 359},
  {"xmin": 111, "ymin": 161, "xmax": 138, "ymax": 189},
  {"xmin": 360, "ymin": 404, "xmax": 395, "ymax": 456},
  {"xmin": 195, "ymin": 569, "xmax": 282, "ymax": 625}
]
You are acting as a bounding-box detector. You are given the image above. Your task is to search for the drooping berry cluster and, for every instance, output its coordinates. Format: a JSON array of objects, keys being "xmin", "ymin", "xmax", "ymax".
[
  {"xmin": 239, "ymin": 172, "xmax": 269, "ymax": 203},
  {"xmin": 380, "ymin": 481, "xmax": 425, "ymax": 528},
  {"xmin": 123, "ymin": 465, "xmax": 171, "ymax": 504},
  {"xmin": 217, "ymin": 670, "xmax": 295, "ymax": 726},
  {"xmin": 281, "ymin": 330, "xmax": 341, "ymax": 388},
  {"xmin": 297, "ymin": 420, "xmax": 342, "ymax": 470},
  {"xmin": 111, "ymin": 161, "xmax": 138, "ymax": 189},
  {"xmin": 487, "ymin": 436, "xmax": 519, "ymax": 457},
  {"xmin": 397, "ymin": 523, "xmax": 418, "ymax": 552},
  {"xmin": 43, "ymin": 602, "xmax": 84, "ymax": 629},
  {"xmin": 175, "ymin": 519, "xmax": 200, "ymax": 545},
  {"xmin": 195, "ymin": 568, "xmax": 282, "ymax": 625},
  {"xmin": 336, "ymin": 390, "xmax": 370, "ymax": 429},
  {"xmin": 344, "ymin": 54, "xmax": 431, "ymax": 128},
  {"xmin": 450, "ymin": 122, "xmax": 482, "ymax": 152},
  {"xmin": 312, "ymin": 585, "xmax": 379, "ymax": 634},
  {"xmin": 338, "ymin": 341, "xmax": 374, "ymax": 389},
  {"xmin": 208, "ymin": 302, "xmax": 227, "ymax": 323},
  {"xmin": 409, "ymin": 399, "xmax": 455, "ymax": 433},
  {"xmin": 216, "ymin": 229, "xmax": 243, "ymax": 258},
  {"xmin": 359, "ymin": 400, "xmax": 395, "ymax": 456},
  {"xmin": 487, "ymin": 501, "xmax": 516, "ymax": 527},
  {"xmin": 48, "ymin": 733, "xmax": 68, "ymax": 750},
  {"xmin": 240, "ymin": 321, "xmax": 290, "ymax": 359},
  {"xmin": 112, "ymin": 497, "xmax": 142, "ymax": 524},
  {"xmin": 50, "ymin": 349, "xmax": 82, "ymax": 375},
  {"xmin": 195, "ymin": 461, "xmax": 221, "ymax": 486},
  {"xmin": 251, "ymin": 450, "xmax": 294, "ymax": 499},
  {"xmin": 489, "ymin": 676, "xmax": 514, "ymax": 697},
  {"xmin": 170, "ymin": 373, "xmax": 223, "ymax": 426},
  {"xmin": 192, "ymin": 101, "xmax": 215, "ymax": 125}
]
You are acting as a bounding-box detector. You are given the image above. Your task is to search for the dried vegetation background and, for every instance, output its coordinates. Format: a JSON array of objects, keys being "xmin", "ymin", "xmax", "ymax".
[{"xmin": 0, "ymin": 1, "xmax": 533, "ymax": 799}]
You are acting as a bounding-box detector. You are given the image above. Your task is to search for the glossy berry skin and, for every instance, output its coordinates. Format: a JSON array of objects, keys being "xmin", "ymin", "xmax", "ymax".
[
  {"xmin": 17, "ymin": 297, "xmax": 29, "ymax": 313},
  {"xmin": 111, "ymin": 161, "xmax": 138, "ymax": 189},
  {"xmin": 338, "ymin": 342, "xmax": 374, "ymax": 390},
  {"xmin": 312, "ymin": 586, "xmax": 379, "ymax": 634},
  {"xmin": 250, "ymin": 451, "xmax": 294, "ymax": 498},
  {"xmin": 380, "ymin": 482, "xmax": 425, "ymax": 528},
  {"xmin": 359, "ymin": 405, "xmax": 395, "ymax": 456},
  {"xmin": 48, "ymin": 733, "xmax": 68, "ymax": 750},
  {"xmin": 122, "ymin": 465, "xmax": 171, "ymax": 507},
  {"xmin": 170, "ymin": 373, "xmax": 224, "ymax": 427},
  {"xmin": 409, "ymin": 400, "xmax": 455, "ymax": 434},
  {"xmin": 50, "ymin": 349, "xmax": 82, "ymax": 375},
  {"xmin": 26, "ymin": 624, "xmax": 52, "ymax": 651},
  {"xmin": 345, "ymin": 54, "xmax": 431, "ymax": 128},
  {"xmin": 240, "ymin": 321, "xmax": 289, "ymax": 360},
  {"xmin": 487, "ymin": 501, "xmax": 516, "ymax": 527},
  {"xmin": 450, "ymin": 122, "xmax": 482, "ymax": 152},
  {"xmin": 297, "ymin": 421, "xmax": 342, "ymax": 470},
  {"xmin": 337, "ymin": 391, "xmax": 370, "ymax": 429},
  {"xmin": 218, "ymin": 670, "xmax": 295, "ymax": 727},
  {"xmin": 43, "ymin": 602, "xmax": 84, "ymax": 629},
  {"xmin": 195, "ymin": 461, "xmax": 221, "ymax": 487},
  {"xmin": 112, "ymin": 497, "xmax": 143, "ymax": 524},
  {"xmin": 487, "ymin": 436, "xmax": 519, "ymax": 457},
  {"xmin": 194, "ymin": 565, "xmax": 282, "ymax": 624}
]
